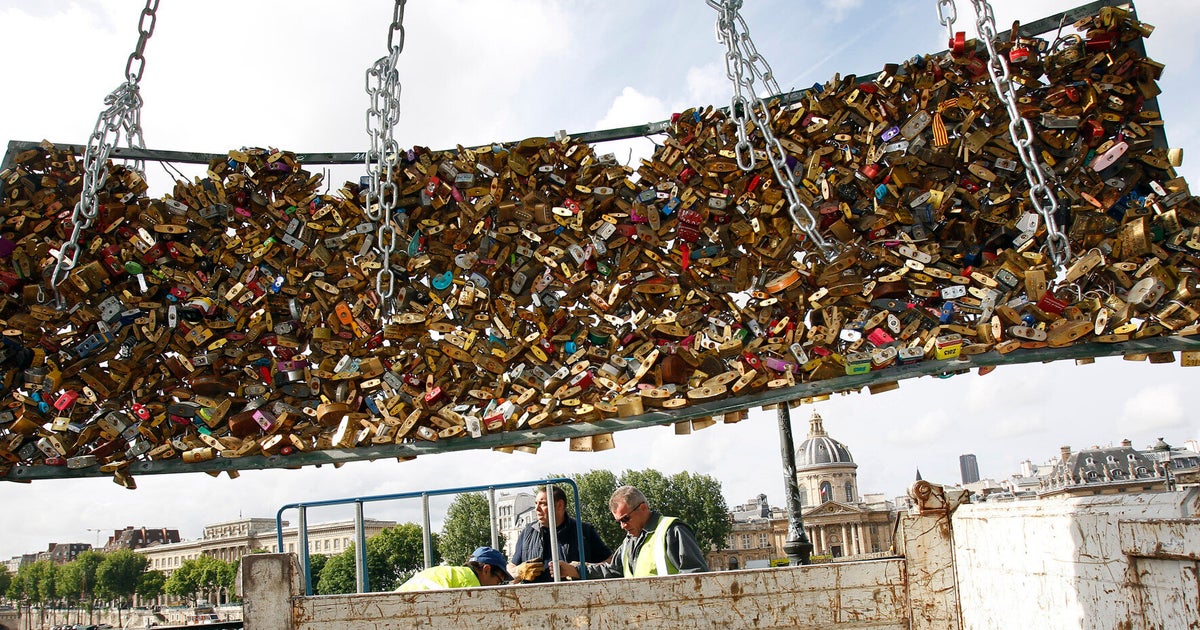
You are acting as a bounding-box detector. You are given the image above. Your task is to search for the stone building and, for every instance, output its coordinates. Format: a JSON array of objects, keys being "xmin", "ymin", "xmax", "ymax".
[
  {"xmin": 707, "ymin": 494, "xmax": 788, "ymax": 571},
  {"xmin": 104, "ymin": 526, "xmax": 180, "ymax": 551},
  {"xmin": 795, "ymin": 411, "xmax": 896, "ymax": 558},
  {"xmin": 136, "ymin": 517, "xmax": 397, "ymax": 577},
  {"xmin": 495, "ymin": 491, "xmax": 537, "ymax": 557},
  {"xmin": 1040, "ymin": 440, "xmax": 1171, "ymax": 497},
  {"xmin": 39, "ymin": 542, "xmax": 90, "ymax": 565},
  {"xmin": 708, "ymin": 411, "xmax": 898, "ymax": 568}
]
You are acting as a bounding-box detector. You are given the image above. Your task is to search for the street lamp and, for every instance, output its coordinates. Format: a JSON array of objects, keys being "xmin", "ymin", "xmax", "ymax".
[
  {"xmin": 776, "ymin": 404, "xmax": 813, "ymax": 565},
  {"xmin": 86, "ymin": 528, "xmax": 105, "ymax": 549}
]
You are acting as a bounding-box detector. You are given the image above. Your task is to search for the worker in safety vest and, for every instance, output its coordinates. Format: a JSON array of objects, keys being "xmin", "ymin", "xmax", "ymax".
[
  {"xmin": 556, "ymin": 485, "xmax": 708, "ymax": 579},
  {"xmin": 395, "ymin": 546, "xmax": 513, "ymax": 591}
]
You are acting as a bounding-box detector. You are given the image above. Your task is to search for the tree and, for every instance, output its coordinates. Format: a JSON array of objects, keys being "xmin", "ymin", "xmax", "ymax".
[
  {"xmin": 438, "ymin": 492, "xmax": 505, "ymax": 566},
  {"xmin": 75, "ymin": 550, "xmax": 105, "ymax": 620},
  {"xmin": 369, "ymin": 523, "xmax": 437, "ymax": 590},
  {"xmin": 12, "ymin": 560, "xmax": 57, "ymax": 627},
  {"xmin": 137, "ymin": 570, "xmax": 166, "ymax": 603},
  {"xmin": 305, "ymin": 553, "xmax": 328, "ymax": 590},
  {"xmin": 164, "ymin": 555, "xmax": 235, "ymax": 605},
  {"xmin": 546, "ymin": 470, "xmax": 620, "ymax": 549},
  {"xmin": 318, "ymin": 523, "xmax": 437, "ymax": 594},
  {"xmin": 96, "ymin": 549, "xmax": 148, "ymax": 628},
  {"xmin": 0, "ymin": 567, "xmax": 9, "ymax": 600},
  {"xmin": 55, "ymin": 561, "xmax": 82, "ymax": 624}
]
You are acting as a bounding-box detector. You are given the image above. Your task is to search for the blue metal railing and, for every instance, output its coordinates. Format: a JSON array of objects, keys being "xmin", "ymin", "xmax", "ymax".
[{"xmin": 277, "ymin": 477, "xmax": 588, "ymax": 595}]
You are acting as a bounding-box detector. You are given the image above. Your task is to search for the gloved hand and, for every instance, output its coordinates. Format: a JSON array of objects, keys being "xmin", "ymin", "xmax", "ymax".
[{"xmin": 513, "ymin": 560, "xmax": 544, "ymax": 583}]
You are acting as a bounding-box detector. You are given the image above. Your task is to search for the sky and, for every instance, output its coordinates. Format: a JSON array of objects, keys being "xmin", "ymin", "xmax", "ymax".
[{"xmin": 1, "ymin": 0, "xmax": 1199, "ymax": 561}]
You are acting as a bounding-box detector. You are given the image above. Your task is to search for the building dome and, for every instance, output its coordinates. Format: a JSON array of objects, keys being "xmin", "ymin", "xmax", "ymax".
[{"xmin": 796, "ymin": 411, "xmax": 856, "ymax": 471}]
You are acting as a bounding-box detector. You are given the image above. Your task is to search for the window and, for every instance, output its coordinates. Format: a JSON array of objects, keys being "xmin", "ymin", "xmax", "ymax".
[
  {"xmin": 741, "ymin": 534, "xmax": 752, "ymax": 550},
  {"xmin": 288, "ymin": 543, "xmax": 295, "ymax": 553},
  {"xmin": 820, "ymin": 481, "xmax": 832, "ymax": 503},
  {"xmin": 333, "ymin": 539, "xmax": 340, "ymax": 551},
  {"xmin": 759, "ymin": 533, "xmax": 769, "ymax": 548},
  {"xmin": 726, "ymin": 535, "xmax": 734, "ymax": 549},
  {"xmin": 799, "ymin": 487, "xmax": 808, "ymax": 506},
  {"xmin": 324, "ymin": 539, "xmax": 331, "ymax": 551},
  {"xmin": 845, "ymin": 482, "xmax": 854, "ymax": 503}
]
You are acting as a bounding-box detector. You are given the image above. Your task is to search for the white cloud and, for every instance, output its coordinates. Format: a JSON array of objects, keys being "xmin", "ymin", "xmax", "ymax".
[
  {"xmin": 989, "ymin": 412, "xmax": 1046, "ymax": 440},
  {"xmin": 821, "ymin": 0, "xmax": 864, "ymax": 21},
  {"xmin": 684, "ymin": 62, "xmax": 728, "ymax": 107},
  {"xmin": 886, "ymin": 410, "xmax": 953, "ymax": 445},
  {"xmin": 594, "ymin": 86, "xmax": 669, "ymax": 130},
  {"xmin": 1120, "ymin": 384, "xmax": 1187, "ymax": 432}
]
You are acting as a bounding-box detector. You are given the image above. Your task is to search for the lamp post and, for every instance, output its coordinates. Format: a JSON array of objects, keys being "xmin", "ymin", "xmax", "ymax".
[{"xmin": 776, "ymin": 404, "xmax": 813, "ymax": 565}]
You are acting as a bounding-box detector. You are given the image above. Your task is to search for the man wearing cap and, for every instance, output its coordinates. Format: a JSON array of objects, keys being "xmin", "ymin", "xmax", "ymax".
[
  {"xmin": 556, "ymin": 485, "xmax": 708, "ymax": 579},
  {"xmin": 395, "ymin": 546, "xmax": 513, "ymax": 591},
  {"xmin": 508, "ymin": 485, "xmax": 612, "ymax": 583}
]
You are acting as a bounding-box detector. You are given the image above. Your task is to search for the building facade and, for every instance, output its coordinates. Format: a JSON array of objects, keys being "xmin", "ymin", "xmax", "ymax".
[
  {"xmin": 136, "ymin": 517, "xmax": 397, "ymax": 577},
  {"xmin": 42, "ymin": 542, "xmax": 90, "ymax": 565},
  {"xmin": 1039, "ymin": 439, "xmax": 1185, "ymax": 497},
  {"xmin": 707, "ymin": 495, "xmax": 788, "ymax": 571},
  {"xmin": 795, "ymin": 412, "xmax": 896, "ymax": 558},
  {"xmin": 960, "ymin": 454, "xmax": 980, "ymax": 485},
  {"xmin": 495, "ymin": 491, "xmax": 537, "ymax": 557},
  {"xmin": 104, "ymin": 526, "xmax": 180, "ymax": 551},
  {"xmin": 708, "ymin": 411, "xmax": 898, "ymax": 568}
]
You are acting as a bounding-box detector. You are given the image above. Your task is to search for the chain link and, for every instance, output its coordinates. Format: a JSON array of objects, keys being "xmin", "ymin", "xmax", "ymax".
[
  {"xmin": 969, "ymin": 0, "xmax": 1072, "ymax": 271},
  {"xmin": 707, "ymin": 0, "xmax": 836, "ymax": 261},
  {"xmin": 936, "ymin": 0, "xmax": 958, "ymax": 42},
  {"xmin": 364, "ymin": 0, "xmax": 408, "ymax": 312},
  {"xmin": 50, "ymin": 0, "xmax": 158, "ymax": 301}
]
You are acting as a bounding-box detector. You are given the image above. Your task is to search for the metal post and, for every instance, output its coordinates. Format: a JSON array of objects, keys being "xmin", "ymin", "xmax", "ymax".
[
  {"xmin": 777, "ymin": 404, "xmax": 813, "ymax": 565},
  {"xmin": 487, "ymin": 487, "xmax": 499, "ymax": 550},
  {"xmin": 354, "ymin": 501, "xmax": 366, "ymax": 593},
  {"xmin": 298, "ymin": 507, "xmax": 312, "ymax": 595},
  {"xmin": 422, "ymin": 493, "xmax": 433, "ymax": 569},
  {"xmin": 545, "ymin": 483, "xmax": 561, "ymax": 582}
]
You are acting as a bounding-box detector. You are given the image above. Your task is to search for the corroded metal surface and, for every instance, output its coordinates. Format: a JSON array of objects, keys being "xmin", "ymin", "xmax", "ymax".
[{"xmin": 291, "ymin": 560, "xmax": 908, "ymax": 630}]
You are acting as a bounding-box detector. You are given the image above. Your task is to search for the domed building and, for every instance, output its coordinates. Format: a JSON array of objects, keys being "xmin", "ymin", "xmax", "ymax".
[
  {"xmin": 795, "ymin": 411, "xmax": 896, "ymax": 559},
  {"xmin": 707, "ymin": 411, "xmax": 899, "ymax": 570},
  {"xmin": 796, "ymin": 411, "xmax": 858, "ymax": 506}
]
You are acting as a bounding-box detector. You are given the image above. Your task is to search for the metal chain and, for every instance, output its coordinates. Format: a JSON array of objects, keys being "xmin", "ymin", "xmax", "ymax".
[
  {"xmin": 969, "ymin": 0, "xmax": 1072, "ymax": 271},
  {"xmin": 707, "ymin": 0, "xmax": 836, "ymax": 261},
  {"xmin": 364, "ymin": 0, "xmax": 408, "ymax": 311},
  {"xmin": 936, "ymin": 0, "xmax": 958, "ymax": 43},
  {"xmin": 50, "ymin": 0, "xmax": 158, "ymax": 300}
]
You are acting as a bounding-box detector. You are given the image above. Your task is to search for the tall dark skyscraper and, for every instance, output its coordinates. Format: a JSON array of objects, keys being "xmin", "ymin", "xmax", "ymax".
[{"xmin": 960, "ymin": 454, "xmax": 980, "ymax": 484}]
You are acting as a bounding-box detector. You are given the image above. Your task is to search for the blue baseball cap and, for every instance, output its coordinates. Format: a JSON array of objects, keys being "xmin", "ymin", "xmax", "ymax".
[{"xmin": 470, "ymin": 546, "xmax": 513, "ymax": 581}]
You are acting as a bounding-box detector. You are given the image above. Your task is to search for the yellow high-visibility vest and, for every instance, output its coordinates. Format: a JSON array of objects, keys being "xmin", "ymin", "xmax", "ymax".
[
  {"xmin": 396, "ymin": 566, "xmax": 481, "ymax": 591},
  {"xmin": 623, "ymin": 516, "xmax": 678, "ymax": 577}
]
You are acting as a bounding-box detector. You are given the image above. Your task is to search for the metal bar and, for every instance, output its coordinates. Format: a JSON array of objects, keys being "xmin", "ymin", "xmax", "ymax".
[
  {"xmin": 487, "ymin": 487, "xmax": 499, "ymax": 550},
  {"xmin": 777, "ymin": 404, "xmax": 813, "ymax": 565},
  {"xmin": 354, "ymin": 501, "xmax": 366, "ymax": 594},
  {"xmin": 546, "ymin": 482, "xmax": 561, "ymax": 582},
  {"xmin": 7, "ymin": 333, "xmax": 1196, "ymax": 481},
  {"xmin": 571, "ymin": 487, "xmax": 588, "ymax": 580},
  {"xmin": 270, "ymin": 478, "xmax": 587, "ymax": 579},
  {"xmin": 421, "ymin": 493, "xmax": 433, "ymax": 570},
  {"xmin": 298, "ymin": 507, "xmax": 311, "ymax": 596},
  {"xmin": 1, "ymin": 1, "xmax": 1134, "ymax": 171}
]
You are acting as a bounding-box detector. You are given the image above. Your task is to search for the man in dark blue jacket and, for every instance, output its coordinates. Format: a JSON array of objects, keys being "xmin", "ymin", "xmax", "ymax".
[{"xmin": 508, "ymin": 485, "xmax": 612, "ymax": 583}]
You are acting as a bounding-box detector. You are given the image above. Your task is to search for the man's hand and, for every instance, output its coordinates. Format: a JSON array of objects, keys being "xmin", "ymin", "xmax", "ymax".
[
  {"xmin": 512, "ymin": 560, "xmax": 544, "ymax": 583},
  {"xmin": 555, "ymin": 561, "xmax": 581, "ymax": 580}
]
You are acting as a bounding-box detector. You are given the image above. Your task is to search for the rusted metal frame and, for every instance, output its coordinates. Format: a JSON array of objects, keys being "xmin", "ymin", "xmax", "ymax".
[{"xmin": 6, "ymin": 333, "xmax": 1197, "ymax": 481}]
